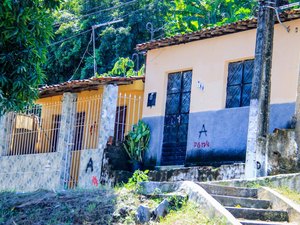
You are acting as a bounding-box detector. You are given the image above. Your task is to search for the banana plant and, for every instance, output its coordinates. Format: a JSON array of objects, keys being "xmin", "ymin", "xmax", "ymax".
[{"xmin": 123, "ymin": 120, "xmax": 150, "ymax": 163}]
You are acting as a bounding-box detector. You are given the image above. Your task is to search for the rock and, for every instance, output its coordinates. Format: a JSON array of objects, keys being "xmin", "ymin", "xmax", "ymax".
[
  {"xmin": 119, "ymin": 206, "xmax": 131, "ymax": 217},
  {"xmin": 136, "ymin": 205, "xmax": 151, "ymax": 224},
  {"xmin": 153, "ymin": 199, "xmax": 169, "ymax": 220}
]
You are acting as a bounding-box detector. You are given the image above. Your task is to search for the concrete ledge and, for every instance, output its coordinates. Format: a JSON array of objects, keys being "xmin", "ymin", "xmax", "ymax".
[
  {"xmin": 259, "ymin": 187, "xmax": 300, "ymax": 224},
  {"xmin": 140, "ymin": 181, "xmax": 241, "ymax": 225}
]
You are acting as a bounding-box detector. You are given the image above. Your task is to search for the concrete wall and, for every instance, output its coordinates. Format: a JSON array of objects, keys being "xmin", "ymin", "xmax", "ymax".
[
  {"xmin": 78, "ymin": 149, "xmax": 102, "ymax": 189},
  {"xmin": 0, "ymin": 153, "xmax": 61, "ymax": 191},
  {"xmin": 144, "ymin": 103, "xmax": 295, "ymax": 167},
  {"xmin": 186, "ymin": 103, "xmax": 295, "ymax": 166},
  {"xmin": 267, "ymin": 129, "xmax": 298, "ymax": 175},
  {"xmin": 142, "ymin": 19, "xmax": 300, "ymax": 166}
]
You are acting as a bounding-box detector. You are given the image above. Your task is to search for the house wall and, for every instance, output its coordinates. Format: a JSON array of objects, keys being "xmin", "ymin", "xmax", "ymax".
[
  {"xmin": 34, "ymin": 80, "xmax": 144, "ymax": 153},
  {"xmin": 143, "ymin": 19, "xmax": 300, "ymax": 167}
]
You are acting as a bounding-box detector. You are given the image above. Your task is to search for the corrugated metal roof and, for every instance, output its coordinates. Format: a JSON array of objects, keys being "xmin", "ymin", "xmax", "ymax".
[{"xmin": 136, "ymin": 9, "xmax": 300, "ymax": 51}]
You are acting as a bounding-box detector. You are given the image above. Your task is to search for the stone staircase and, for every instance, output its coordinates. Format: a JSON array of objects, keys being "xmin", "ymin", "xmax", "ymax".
[{"xmin": 199, "ymin": 183, "xmax": 294, "ymax": 225}]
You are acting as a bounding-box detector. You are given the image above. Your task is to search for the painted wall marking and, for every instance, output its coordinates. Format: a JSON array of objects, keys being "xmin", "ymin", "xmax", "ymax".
[
  {"xmin": 194, "ymin": 124, "xmax": 210, "ymax": 149},
  {"xmin": 193, "ymin": 141, "xmax": 210, "ymax": 148},
  {"xmin": 199, "ymin": 124, "xmax": 208, "ymax": 138},
  {"xmin": 85, "ymin": 157, "xmax": 94, "ymax": 173}
]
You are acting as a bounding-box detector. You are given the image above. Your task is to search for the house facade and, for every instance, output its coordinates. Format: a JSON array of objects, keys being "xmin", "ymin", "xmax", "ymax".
[
  {"xmin": 137, "ymin": 11, "xmax": 300, "ymax": 168},
  {"xmin": 0, "ymin": 77, "xmax": 144, "ymax": 191}
]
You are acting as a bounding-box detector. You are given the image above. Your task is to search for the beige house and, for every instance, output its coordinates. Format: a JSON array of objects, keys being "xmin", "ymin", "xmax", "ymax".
[{"xmin": 137, "ymin": 10, "xmax": 300, "ymax": 168}]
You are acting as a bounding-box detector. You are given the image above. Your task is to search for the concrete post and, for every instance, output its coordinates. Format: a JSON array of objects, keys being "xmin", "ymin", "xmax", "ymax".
[
  {"xmin": 57, "ymin": 92, "xmax": 77, "ymax": 189},
  {"xmin": 245, "ymin": 0, "xmax": 277, "ymax": 178},
  {"xmin": 0, "ymin": 114, "xmax": 8, "ymax": 156},
  {"xmin": 98, "ymin": 84, "xmax": 118, "ymax": 178}
]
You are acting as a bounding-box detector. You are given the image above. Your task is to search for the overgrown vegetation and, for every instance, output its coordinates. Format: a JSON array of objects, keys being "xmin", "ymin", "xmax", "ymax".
[
  {"xmin": 0, "ymin": 170, "xmax": 226, "ymax": 224},
  {"xmin": 156, "ymin": 201, "xmax": 226, "ymax": 225},
  {"xmin": 273, "ymin": 186, "xmax": 300, "ymax": 204},
  {"xmin": 0, "ymin": 189, "xmax": 116, "ymax": 224},
  {"xmin": 124, "ymin": 169, "xmax": 149, "ymax": 190}
]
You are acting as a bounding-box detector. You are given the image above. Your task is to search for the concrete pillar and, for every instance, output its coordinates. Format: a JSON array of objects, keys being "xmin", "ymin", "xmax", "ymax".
[
  {"xmin": 98, "ymin": 85, "xmax": 118, "ymax": 178},
  {"xmin": 0, "ymin": 114, "xmax": 8, "ymax": 156},
  {"xmin": 245, "ymin": 0, "xmax": 277, "ymax": 178},
  {"xmin": 57, "ymin": 92, "xmax": 77, "ymax": 189}
]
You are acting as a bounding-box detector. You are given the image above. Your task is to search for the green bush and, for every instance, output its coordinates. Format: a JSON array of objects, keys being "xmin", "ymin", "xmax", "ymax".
[
  {"xmin": 125, "ymin": 170, "xmax": 149, "ymax": 190},
  {"xmin": 123, "ymin": 120, "xmax": 150, "ymax": 163}
]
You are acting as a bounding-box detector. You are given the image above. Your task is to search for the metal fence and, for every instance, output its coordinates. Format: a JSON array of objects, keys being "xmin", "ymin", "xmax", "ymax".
[
  {"xmin": 5, "ymin": 102, "xmax": 62, "ymax": 156},
  {"xmin": 64, "ymin": 94, "xmax": 103, "ymax": 189},
  {"xmin": 74, "ymin": 94, "xmax": 103, "ymax": 151},
  {"xmin": 115, "ymin": 93, "xmax": 143, "ymax": 143},
  {"xmin": 2, "ymin": 92, "xmax": 143, "ymax": 189}
]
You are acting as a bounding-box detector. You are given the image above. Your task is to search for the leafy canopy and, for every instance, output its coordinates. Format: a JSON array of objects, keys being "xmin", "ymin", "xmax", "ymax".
[
  {"xmin": 97, "ymin": 57, "xmax": 145, "ymax": 77},
  {"xmin": 0, "ymin": 0, "xmax": 59, "ymax": 114}
]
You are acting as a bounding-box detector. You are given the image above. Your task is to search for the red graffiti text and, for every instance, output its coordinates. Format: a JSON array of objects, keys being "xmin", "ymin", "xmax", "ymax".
[{"xmin": 194, "ymin": 141, "xmax": 210, "ymax": 149}]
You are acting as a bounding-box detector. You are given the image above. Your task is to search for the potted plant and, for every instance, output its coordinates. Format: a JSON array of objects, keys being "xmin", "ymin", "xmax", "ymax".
[{"xmin": 123, "ymin": 120, "xmax": 150, "ymax": 171}]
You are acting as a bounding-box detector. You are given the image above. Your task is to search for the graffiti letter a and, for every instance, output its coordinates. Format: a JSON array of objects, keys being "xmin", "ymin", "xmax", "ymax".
[
  {"xmin": 199, "ymin": 124, "xmax": 208, "ymax": 139},
  {"xmin": 85, "ymin": 158, "xmax": 94, "ymax": 173}
]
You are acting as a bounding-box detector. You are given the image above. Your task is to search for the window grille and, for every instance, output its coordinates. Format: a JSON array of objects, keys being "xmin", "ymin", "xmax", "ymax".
[{"xmin": 226, "ymin": 59, "xmax": 254, "ymax": 108}]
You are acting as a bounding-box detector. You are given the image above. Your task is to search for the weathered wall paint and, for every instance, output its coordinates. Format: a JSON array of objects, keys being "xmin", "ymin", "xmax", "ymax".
[{"xmin": 143, "ymin": 103, "xmax": 295, "ymax": 167}]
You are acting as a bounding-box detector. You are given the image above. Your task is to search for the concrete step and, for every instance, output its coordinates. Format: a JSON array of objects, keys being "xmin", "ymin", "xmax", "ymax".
[
  {"xmin": 212, "ymin": 194, "xmax": 271, "ymax": 209},
  {"xmin": 239, "ymin": 219, "xmax": 296, "ymax": 225},
  {"xmin": 199, "ymin": 183, "xmax": 258, "ymax": 198},
  {"xmin": 226, "ymin": 207, "xmax": 289, "ymax": 222}
]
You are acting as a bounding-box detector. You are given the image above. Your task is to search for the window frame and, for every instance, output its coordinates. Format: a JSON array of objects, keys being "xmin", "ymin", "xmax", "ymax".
[{"xmin": 225, "ymin": 59, "xmax": 254, "ymax": 108}]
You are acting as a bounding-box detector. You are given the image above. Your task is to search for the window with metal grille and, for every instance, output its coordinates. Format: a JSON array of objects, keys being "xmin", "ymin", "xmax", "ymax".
[{"xmin": 226, "ymin": 59, "xmax": 254, "ymax": 108}]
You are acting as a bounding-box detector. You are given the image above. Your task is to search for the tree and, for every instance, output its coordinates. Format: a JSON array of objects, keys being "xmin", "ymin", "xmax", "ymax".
[
  {"xmin": 0, "ymin": 0, "xmax": 59, "ymax": 114},
  {"xmin": 98, "ymin": 57, "xmax": 145, "ymax": 77},
  {"xmin": 44, "ymin": 0, "xmax": 171, "ymax": 84},
  {"xmin": 166, "ymin": 0, "xmax": 255, "ymax": 34}
]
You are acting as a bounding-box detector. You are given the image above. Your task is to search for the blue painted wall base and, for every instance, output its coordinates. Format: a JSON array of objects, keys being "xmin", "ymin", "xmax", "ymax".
[{"xmin": 143, "ymin": 103, "xmax": 295, "ymax": 167}]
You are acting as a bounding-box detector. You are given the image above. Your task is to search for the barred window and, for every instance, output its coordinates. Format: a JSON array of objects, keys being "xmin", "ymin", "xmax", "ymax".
[{"xmin": 226, "ymin": 59, "xmax": 254, "ymax": 108}]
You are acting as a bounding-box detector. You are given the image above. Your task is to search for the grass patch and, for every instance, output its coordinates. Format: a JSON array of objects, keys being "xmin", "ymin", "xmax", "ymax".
[
  {"xmin": 273, "ymin": 186, "xmax": 300, "ymax": 204},
  {"xmin": 234, "ymin": 180, "xmax": 300, "ymax": 205},
  {"xmin": 154, "ymin": 201, "xmax": 226, "ymax": 225}
]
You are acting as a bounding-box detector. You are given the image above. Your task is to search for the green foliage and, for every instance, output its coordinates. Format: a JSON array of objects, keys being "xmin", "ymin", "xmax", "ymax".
[
  {"xmin": 159, "ymin": 201, "xmax": 227, "ymax": 225},
  {"xmin": 123, "ymin": 120, "xmax": 150, "ymax": 163},
  {"xmin": 124, "ymin": 170, "xmax": 149, "ymax": 190},
  {"xmin": 166, "ymin": 0, "xmax": 256, "ymax": 34},
  {"xmin": 0, "ymin": 0, "xmax": 59, "ymax": 113},
  {"xmin": 98, "ymin": 57, "xmax": 140, "ymax": 77},
  {"xmin": 43, "ymin": 0, "xmax": 266, "ymax": 84},
  {"xmin": 274, "ymin": 186, "xmax": 300, "ymax": 204},
  {"xmin": 45, "ymin": 0, "xmax": 170, "ymax": 84}
]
